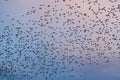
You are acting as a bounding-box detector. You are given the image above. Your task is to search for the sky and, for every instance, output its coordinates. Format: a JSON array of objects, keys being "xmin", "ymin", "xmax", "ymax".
[{"xmin": 0, "ymin": 0, "xmax": 120, "ymax": 80}]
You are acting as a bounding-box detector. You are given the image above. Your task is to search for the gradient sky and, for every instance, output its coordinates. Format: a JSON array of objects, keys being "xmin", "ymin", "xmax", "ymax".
[{"xmin": 0, "ymin": 0, "xmax": 120, "ymax": 80}]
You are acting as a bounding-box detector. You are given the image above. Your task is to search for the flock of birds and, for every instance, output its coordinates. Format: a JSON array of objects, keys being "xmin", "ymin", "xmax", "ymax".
[{"xmin": 0, "ymin": 0, "xmax": 120, "ymax": 80}]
